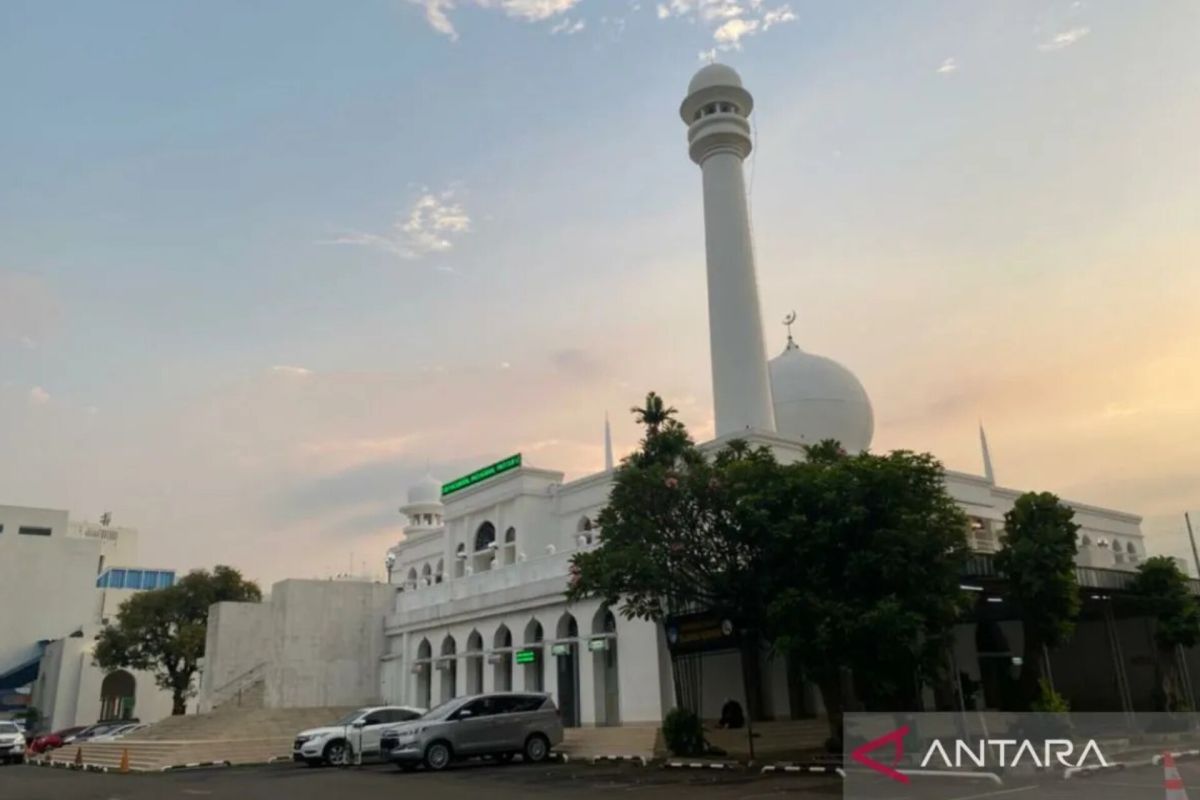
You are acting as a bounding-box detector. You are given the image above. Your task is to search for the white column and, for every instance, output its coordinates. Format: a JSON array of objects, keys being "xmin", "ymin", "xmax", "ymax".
[
  {"xmin": 700, "ymin": 149, "xmax": 776, "ymax": 436},
  {"xmin": 578, "ymin": 640, "xmax": 597, "ymax": 726}
]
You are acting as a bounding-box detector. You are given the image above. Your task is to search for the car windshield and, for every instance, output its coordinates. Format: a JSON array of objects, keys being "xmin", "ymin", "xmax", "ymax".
[
  {"xmin": 331, "ymin": 709, "xmax": 369, "ymax": 726},
  {"xmin": 0, "ymin": 722, "xmax": 18, "ymax": 734},
  {"xmin": 420, "ymin": 698, "xmax": 465, "ymax": 720}
]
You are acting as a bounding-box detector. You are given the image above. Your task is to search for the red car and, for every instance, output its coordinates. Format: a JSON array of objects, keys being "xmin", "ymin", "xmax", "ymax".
[{"xmin": 29, "ymin": 727, "xmax": 86, "ymax": 754}]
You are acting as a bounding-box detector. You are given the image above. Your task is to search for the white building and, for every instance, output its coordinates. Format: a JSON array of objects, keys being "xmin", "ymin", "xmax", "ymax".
[
  {"xmin": 0, "ymin": 504, "xmax": 181, "ymax": 730},
  {"xmin": 198, "ymin": 64, "xmax": 1147, "ymax": 725}
]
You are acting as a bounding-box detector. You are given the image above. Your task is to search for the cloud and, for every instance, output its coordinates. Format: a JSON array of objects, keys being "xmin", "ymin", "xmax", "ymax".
[
  {"xmin": 549, "ymin": 16, "xmax": 585, "ymax": 34},
  {"xmin": 407, "ymin": 0, "xmax": 583, "ymax": 40},
  {"xmin": 326, "ymin": 189, "xmax": 471, "ymax": 261},
  {"xmin": 270, "ymin": 365, "xmax": 313, "ymax": 377},
  {"xmin": 28, "ymin": 386, "xmax": 50, "ymax": 406},
  {"xmin": 937, "ymin": 57, "xmax": 958, "ymax": 74},
  {"xmin": 1038, "ymin": 26, "xmax": 1090, "ymax": 51},
  {"xmin": 657, "ymin": 0, "xmax": 795, "ymax": 50}
]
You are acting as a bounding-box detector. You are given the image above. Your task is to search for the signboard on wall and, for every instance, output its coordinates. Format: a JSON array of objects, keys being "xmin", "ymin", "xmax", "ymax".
[
  {"xmin": 514, "ymin": 649, "xmax": 538, "ymax": 664},
  {"xmin": 663, "ymin": 611, "xmax": 740, "ymax": 655},
  {"xmin": 442, "ymin": 454, "xmax": 523, "ymax": 497}
]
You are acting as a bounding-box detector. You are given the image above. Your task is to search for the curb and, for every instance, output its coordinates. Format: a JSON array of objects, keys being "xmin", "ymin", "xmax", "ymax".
[
  {"xmin": 1154, "ymin": 750, "xmax": 1200, "ymax": 766},
  {"xmin": 591, "ymin": 755, "xmax": 647, "ymax": 766},
  {"xmin": 761, "ymin": 763, "xmax": 845, "ymax": 777},
  {"xmin": 1063, "ymin": 762, "xmax": 1127, "ymax": 780},
  {"xmin": 664, "ymin": 760, "xmax": 741, "ymax": 770},
  {"xmin": 161, "ymin": 760, "xmax": 233, "ymax": 772}
]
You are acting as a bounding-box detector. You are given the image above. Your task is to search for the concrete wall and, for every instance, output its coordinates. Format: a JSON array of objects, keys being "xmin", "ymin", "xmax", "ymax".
[
  {"xmin": 197, "ymin": 601, "xmax": 272, "ymax": 712},
  {"xmin": 0, "ymin": 506, "xmax": 99, "ymax": 676},
  {"xmin": 265, "ymin": 580, "xmax": 394, "ymax": 708}
]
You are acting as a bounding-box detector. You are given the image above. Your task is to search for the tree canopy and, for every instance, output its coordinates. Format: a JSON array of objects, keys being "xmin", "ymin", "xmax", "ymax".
[
  {"xmin": 93, "ymin": 565, "xmax": 261, "ymax": 715},
  {"xmin": 568, "ymin": 393, "xmax": 971, "ymax": 737},
  {"xmin": 1128, "ymin": 555, "xmax": 1200, "ymax": 710},
  {"xmin": 994, "ymin": 491, "xmax": 1081, "ymax": 707}
]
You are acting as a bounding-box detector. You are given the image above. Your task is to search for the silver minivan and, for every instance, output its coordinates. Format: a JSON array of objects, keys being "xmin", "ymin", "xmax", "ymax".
[{"xmin": 380, "ymin": 692, "xmax": 563, "ymax": 771}]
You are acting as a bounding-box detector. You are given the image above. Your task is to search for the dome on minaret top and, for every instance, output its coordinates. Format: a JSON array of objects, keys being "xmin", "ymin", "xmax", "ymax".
[
  {"xmin": 688, "ymin": 63, "xmax": 743, "ymax": 94},
  {"xmin": 407, "ymin": 474, "xmax": 443, "ymax": 505},
  {"xmin": 768, "ymin": 337, "xmax": 875, "ymax": 453}
]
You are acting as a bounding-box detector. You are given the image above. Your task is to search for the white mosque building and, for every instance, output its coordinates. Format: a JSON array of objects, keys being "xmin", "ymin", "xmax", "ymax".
[{"xmin": 198, "ymin": 64, "xmax": 1146, "ymax": 726}]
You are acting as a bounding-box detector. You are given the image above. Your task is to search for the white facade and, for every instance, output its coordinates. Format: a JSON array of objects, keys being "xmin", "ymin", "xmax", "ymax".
[{"xmin": 0, "ymin": 504, "xmax": 182, "ymax": 730}]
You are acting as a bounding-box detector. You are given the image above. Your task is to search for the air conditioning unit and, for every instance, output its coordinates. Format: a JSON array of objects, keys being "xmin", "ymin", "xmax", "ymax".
[
  {"xmin": 410, "ymin": 663, "xmax": 427, "ymax": 674},
  {"xmin": 435, "ymin": 659, "xmax": 454, "ymax": 671},
  {"xmin": 487, "ymin": 653, "xmax": 507, "ymax": 665}
]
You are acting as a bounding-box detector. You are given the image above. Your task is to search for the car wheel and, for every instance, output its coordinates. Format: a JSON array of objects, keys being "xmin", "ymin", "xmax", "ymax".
[
  {"xmin": 323, "ymin": 739, "xmax": 349, "ymax": 766},
  {"xmin": 424, "ymin": 741, "xmax": 452, "ymax": 771},
  {"xmin": 523, "ymin": 734, "xmax": 550, "ymax": 764}
]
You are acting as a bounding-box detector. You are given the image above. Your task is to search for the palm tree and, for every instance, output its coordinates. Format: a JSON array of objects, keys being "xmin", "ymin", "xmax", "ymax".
[{"xmin": 631, "ymin": 392, "xmax": 677, "ymax": 437}]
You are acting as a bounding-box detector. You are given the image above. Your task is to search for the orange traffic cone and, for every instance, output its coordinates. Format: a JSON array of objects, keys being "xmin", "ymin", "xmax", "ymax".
[
  {"xmin": 119, "ymin": 748, "xmax": 130, "ymax": 774},
  {"xmin": 1165, "ymin": 752, "xmax": 1191, "ymax": 800},
  {"xmin": 73, "ymin": 746, "xmax": 82, "ymax": 768}
]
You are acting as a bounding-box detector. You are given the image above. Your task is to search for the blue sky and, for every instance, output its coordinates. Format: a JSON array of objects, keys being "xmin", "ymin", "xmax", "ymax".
[{"xmin": 2, "ymin": 1, "xmax": 1198, "ymax": 583}]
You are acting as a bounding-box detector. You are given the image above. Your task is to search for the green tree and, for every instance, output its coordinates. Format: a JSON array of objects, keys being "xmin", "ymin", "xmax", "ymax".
[
  {"xmin": 567, "ymin": 393, "xmax": 778, "ymax": 718},
  {"xmin": 994, "ymin": 492, "xmax": 1081, "ymax": 708},
  {"xmin": 766, "ymin": 443, "xmax": 971, "ymax": 745},
  {"xmin": 1128, "ymin": 555, "xmax": 1200, "ymax": 710},
  {"xmin": 93, "ymin": 566, "xmax": 261, "ymax": 715}
]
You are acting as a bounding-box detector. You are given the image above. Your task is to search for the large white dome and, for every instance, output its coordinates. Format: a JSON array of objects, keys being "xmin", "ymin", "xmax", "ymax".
[{"xmin": 768, "ymin": 340, "xmax": 874, "ymax": 453}]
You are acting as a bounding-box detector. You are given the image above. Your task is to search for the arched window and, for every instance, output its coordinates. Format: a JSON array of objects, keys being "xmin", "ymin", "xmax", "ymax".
[
  {"xmin": 1081, "ymin": 535, "xmax": 1092, "ymax": 546},
  {"xmin": 421, "ymin": 563, "xmax": 432, "ymax": 585},
  {"xmin": 1127, "ymin": 541, "xmax": 1137, "ymax": 554},
  {"xmin": 505, "ymin": 527, "xmax": 516, "ymax": 544},
  {"xmin": 577, "ymin": 516, "xmax": 593, "ymax": 533},
  {"xmin": 474, "ymin": 522, "xmax": 496, "ymax": 551},
  {"xmin": 556, "ymin": 612, "xmax": 579, "ymax": 640},
  {"xmin": 406, "ymin": 567, "xmax": 418, "ymax": 586},
  {"xmin": 441, "ymin": 635, "xmax": 457, "ymax": 657},
  {"xmin": 417, "ymin": 638, "xmax": 432, "ymax": 660},
  {"xmin": 435, "ymin": 559, "xmax": 444, "ymax": 583},
  {"xmin": 494, "ymin": 624, "xmax": 512, "ymax": 649}
]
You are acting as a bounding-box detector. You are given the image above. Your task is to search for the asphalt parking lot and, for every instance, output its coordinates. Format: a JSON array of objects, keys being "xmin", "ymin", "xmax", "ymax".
[
  {"xmin": 4, "ymin": 757, "xmax": 1198, "ymax": 800},
  {"xmin": 0, "ymin": 760, "xmax": 842, "ymax": 800}
]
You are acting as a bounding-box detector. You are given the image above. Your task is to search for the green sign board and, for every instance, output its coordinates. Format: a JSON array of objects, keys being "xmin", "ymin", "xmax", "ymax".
[
  {"xmin": 442, "ymin": 454, "xmax": 522, "ymax": 497},
  {"xmin": 514, "ymin": 648, "xmax": 537, "ymax": 664}
]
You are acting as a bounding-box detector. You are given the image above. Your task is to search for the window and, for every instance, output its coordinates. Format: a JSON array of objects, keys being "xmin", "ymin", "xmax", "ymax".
[
  {"xmin": 110, "ymin": 569, "xmax": 127, "ymax": 589},
  {"xmin": 126, "ymin": 570, "xmax": 144, "ymax": 589},
  {"xmin": 18, "ymin": 526, "xmax": 52, "ymax": 536}
]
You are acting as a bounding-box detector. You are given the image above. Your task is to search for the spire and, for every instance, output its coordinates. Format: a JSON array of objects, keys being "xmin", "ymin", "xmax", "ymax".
[
  {"xmin": 604, "ymin": 412, "xmax": 614, "ymax": 472},
  {"xmin": 979, "ymin": 422, "xmax": 995, "ymax": 484}
]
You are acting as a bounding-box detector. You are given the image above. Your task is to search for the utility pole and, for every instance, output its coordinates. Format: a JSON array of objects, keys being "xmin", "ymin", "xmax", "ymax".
[{"xmin": 1186, "ymin": 513, "xmax": 1199, "ymax": 581}]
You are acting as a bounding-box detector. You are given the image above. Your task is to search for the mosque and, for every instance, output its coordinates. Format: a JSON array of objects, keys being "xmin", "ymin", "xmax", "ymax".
[{"xmin": 197, "ymin": 65, "xmax": 1148, "ymax": 725}]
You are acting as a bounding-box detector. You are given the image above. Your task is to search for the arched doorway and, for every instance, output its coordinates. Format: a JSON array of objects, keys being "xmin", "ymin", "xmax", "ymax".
[
  {"xmin": 522, "ymin": 619, "xmax": 544, "ymax": 692},
  {"xmin": 555, "ymin": 613, "xmax": 580, "ymax": 728},
  {"xmin": 591, "ymin": 607, "xmax": 620, "ymax": 726},
  {"xmin": 493, "ymin": 625, "xmax": 513, "ymax": 691},
  {"xmin": 415, "ymin": 638, "xmax": 432, "ymax": 709},
  {"xmin": 100, "ymin": 670, "xmax": 136, "ymax": 721},
  {"xmin": 439, "ymin": 635, "xmax": 458, "ymax": 702},
  {"xmin": 465, "ymin": 630, "xmax": 484, "ymax": 695}
]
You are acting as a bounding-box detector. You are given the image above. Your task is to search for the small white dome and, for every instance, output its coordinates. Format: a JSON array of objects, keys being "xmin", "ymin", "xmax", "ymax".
[
  {"xmin": 407, "ymin": 474, "xmax": 443, "ymax": 505},
  {"xmin": 769, "ymin": 340, "xmax": 874, "ymax": 453},
  {"xmin": 688, "ymin": 63, "xmax": 743, "ymax": 95}
]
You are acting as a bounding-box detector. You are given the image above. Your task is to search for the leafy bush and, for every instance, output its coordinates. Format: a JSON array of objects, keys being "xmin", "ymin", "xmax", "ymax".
[
  {"xmin": 1030, "ymin": 679, "xmax": 1070, "ymax": 712},
  {"xmin": 662, "ymin": 708, "xmax": 705, "ymax": 757}
]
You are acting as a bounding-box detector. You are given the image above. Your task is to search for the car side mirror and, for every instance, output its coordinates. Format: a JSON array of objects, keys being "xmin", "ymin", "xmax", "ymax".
[{"xmin": 352, "ymin": 720, "xmax": 366, "ymax": 728}]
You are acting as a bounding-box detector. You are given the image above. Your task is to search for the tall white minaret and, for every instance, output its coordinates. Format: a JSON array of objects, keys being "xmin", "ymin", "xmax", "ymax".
[
  {"xmin": 604, "ymin": 412, "xmax": 614, "ymax": 471},
  {"xmin": 681, "ymin": 64, "xmax": 776, "ymax": 436}
]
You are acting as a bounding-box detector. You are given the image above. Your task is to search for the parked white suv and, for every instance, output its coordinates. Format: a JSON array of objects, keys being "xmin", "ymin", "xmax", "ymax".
[
  {"xmin": 0, "ymin": 721, "xmax": 26, "ymax": 765},
  {"xmin": 293, "ymin": 706, "xmax": 425, "ymax": 766}
]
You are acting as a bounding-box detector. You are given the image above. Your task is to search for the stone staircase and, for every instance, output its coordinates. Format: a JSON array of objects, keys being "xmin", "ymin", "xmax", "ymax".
[
  {"xmin": 560, "ymin": 724, "xmax": 662, "ymax": 760},
  {"xmin": 703, "ymin": 718, "xmax": 830, "ymax": 761},
  {"xmin": 39, "ymin": 706, "xmax": 355, "ymax": 772}
]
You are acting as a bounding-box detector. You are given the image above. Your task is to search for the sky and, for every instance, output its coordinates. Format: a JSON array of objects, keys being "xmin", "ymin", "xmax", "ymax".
[{"xmin": 1, "ymin": 0, "xmax": 1198, "ymax": 585}]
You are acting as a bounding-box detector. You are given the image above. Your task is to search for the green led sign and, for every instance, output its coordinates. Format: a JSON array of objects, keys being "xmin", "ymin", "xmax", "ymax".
[
  {"xmin": 442, "ymin": 454, "xmax": 522, "ymax": 497},
  {"xmin": 514, "ymin": 648, "xmax": 537, "ymax": 664}
]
